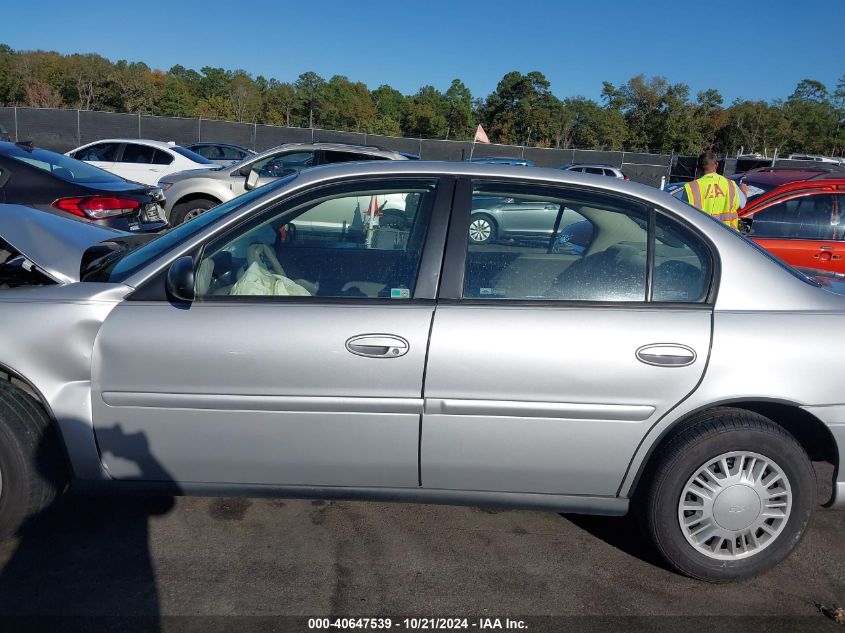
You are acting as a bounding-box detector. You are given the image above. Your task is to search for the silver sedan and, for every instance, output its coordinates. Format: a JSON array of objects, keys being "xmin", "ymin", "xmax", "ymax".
[{"xmin": 0, "ymin": 162, "xmax": 843, "ymax": 582}]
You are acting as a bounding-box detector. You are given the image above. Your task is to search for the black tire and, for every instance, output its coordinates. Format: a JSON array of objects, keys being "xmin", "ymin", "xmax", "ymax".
[
  {"xmin": 170, "ymin": 198, "xmax": 217, "ymax": 226},
  {"xmin": 468, "ymin": 214, "xmax": 497, "ymax": 245},
  {"xmin": 640, "ymin": 408, "xmax": 815, "ymax": 582},
  {"xmin": 0, "ymin": 381, "xmax": 66, "ymax": 540}
]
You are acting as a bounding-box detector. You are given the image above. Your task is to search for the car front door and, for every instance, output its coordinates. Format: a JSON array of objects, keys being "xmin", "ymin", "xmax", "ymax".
[
  {"xmin": 71, "ymin": 142, "xmax": 120, "ymax": 174},
  {"xmin": 421, "ymin": 179, "xmax": 714, "ymax": 497},
  {"xmin": 90, "ymin": 176, "xmax": 451, "ymax": 488},
  {"xmin": 747, "ymin": 191, "xmax": 844, "ymax": 272}
]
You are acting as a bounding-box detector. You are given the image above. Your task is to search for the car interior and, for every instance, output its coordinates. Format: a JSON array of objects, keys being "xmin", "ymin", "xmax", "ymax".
[
  {"xmin": 464, "ymin": 192, "xmax": 710, "ymax": 302},
  {"xmin": 196, "ymin": 187, "xmax": 434, "ymax": 299}
]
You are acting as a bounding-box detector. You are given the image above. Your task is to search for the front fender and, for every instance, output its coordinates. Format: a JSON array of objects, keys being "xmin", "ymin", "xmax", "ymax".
[{"xmin": 0, "ymin": 283, "xmax": 130, "ymax": 479}]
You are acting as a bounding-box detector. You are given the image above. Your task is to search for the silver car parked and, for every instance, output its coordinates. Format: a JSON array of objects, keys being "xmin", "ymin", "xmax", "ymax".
[
  {"xmin": 159, "ymin": 142, "xmax": 410, "ymax": 225},
  {"xmin": 1, "ymin": 161, "xmax": 844, "ymax": 582}
]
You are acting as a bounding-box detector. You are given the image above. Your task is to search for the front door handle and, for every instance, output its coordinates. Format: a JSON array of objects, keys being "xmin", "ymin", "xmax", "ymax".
[
  {"xmin": 346, "ymin": 334, "xmax": 409, "ymax": 358},
  {"xmin": 636, "ymin": 344, "xmax": 696, "ymax": 367}
]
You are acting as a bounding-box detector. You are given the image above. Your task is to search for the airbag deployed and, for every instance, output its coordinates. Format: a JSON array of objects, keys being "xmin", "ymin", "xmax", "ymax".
[{"xmin": 229, "ymin": 261, "xmax": 311, "ymax": 296}]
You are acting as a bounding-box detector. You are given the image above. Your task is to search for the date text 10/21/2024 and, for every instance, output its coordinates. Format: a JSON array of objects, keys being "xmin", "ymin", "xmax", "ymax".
[{"xmin": 307, "ymin": 618, "xmax": 529, "ymax": 630}]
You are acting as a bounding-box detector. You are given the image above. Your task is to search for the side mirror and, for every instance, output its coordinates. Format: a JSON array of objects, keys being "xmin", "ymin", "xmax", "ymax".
[
  {"xmin": 238, "ymin": 164, "xmax": 252, "ymax": 177},
  {"xmin": 244, "ymin": 169, "xmax": 260, "ymax": 191},
  {"xmin": 165, "ymin": 256, "xmax": 195, "ymax": 302}
]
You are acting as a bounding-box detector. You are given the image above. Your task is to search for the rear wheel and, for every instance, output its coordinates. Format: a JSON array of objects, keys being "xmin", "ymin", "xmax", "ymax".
[
  {"xmin": 0, "ymin": 381, "xmax": 66, "ymax": 540},
  {"xmin": 170, "ymin": 198, "xmax": 217, "ymax": 226},
  {"xmin": 641, "ymin": 409, "xmax": 815, "ymax": 582}
]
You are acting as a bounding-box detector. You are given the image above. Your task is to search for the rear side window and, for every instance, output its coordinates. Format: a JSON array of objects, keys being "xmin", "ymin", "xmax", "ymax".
[
  {"xmin": 152, "ymin": 149, "xmax": 174, "ymax": 165},
  {"xmin": 170, "ymin": 146, "xmax": 215, "ymax": 164},
  {"xmin": 603, "ymin": 169, "xmax": 617, "ymax": 177},
  {"xmin": 749, "ymin": 193, "xmax": 836, "ymax": 240},
  {"xmin": 322, "ymin": 151, "xmax": 386, "ymax": 164},
  {"xmin": 464, "ymin": 185, "xmax": 647, "ymax": 301},
  {"xmin": 652, "ymin": 214, "xmax": 712, "ymax": 302},
  {"xmin": 121, "ymin": 144, "xmax": 156, "ymax": 164},
  {"xmin": 463, "ymin": 183, "xmax": 714, "ymax": 303},
  {"xmin": 584, "ymin": 167, "xmax": 604, "ymax": 175}
]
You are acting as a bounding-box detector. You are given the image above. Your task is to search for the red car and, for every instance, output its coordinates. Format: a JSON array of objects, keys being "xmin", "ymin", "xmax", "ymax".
[{"xmin": 739, "ymin": 178, "xmax": 845, "ymax": 272}]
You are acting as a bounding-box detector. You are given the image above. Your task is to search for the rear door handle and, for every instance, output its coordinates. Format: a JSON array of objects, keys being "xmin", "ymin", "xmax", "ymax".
[
  {"xmin": 636, "ymin": 344, "xmax": 696, "ymax": 367},
  {"xmin": 346, "ymin": 334, "xmax": 409, "ymax": 358}
]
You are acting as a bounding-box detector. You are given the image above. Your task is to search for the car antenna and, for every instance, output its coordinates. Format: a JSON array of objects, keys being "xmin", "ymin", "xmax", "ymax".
[{"xmin": 14, "ymin": 140, "xmax": 34, "ymax": 152}]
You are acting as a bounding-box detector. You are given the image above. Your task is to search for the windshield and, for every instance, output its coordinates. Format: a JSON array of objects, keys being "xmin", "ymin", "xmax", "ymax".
[
  {"xmin": 170, "ymin": 145, "xmax": 215, "ymax": 165},
  {"xmin": 6, "ymin": 145, "xmax": 127, "ymax": 184},
  {"xmin": 85, "ymin": 174, "xmax": 298, "ymax": 283}
]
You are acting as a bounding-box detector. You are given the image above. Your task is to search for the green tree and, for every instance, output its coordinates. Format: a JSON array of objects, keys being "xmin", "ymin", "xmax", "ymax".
[
  {"xmin": 295, "ymin": 71, "xmax": 325, "ymax": 128},
  {"xmin": 229, "ymin": 71, "xmax": 261, "ymax": 122},
  {"xmin": 264, "ymin": 79, "xmax": 298, "ymax": 126},
  {"xmin": 479, "ymin": 70, "xmax": 555, "ymax": 145},
  {"xmin": 444, "ymin": 79, "xmax": 473, "ymax": 140},
  {"xmin": 403, "ymin": 85, "xmax": 448, "ymax": 138},
  {"xmin": 782, "ymin": 79, "xmax": 839, "ymax": 154},
  {"xmin": 321, "ymin": 75, "xmax": 376, "ymax": 132}
]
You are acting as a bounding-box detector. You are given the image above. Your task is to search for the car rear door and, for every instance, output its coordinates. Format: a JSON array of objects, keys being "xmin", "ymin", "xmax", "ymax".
[
  {"xmin": 421, "ymin": 178, "xmax": 714, "ymax": 497},
  {"xmin": 114, "ymin": 144, "xmax": 171, "ymax": 185},
  {"xmin": 90, "ymin": 176, "xmax": 452, "ymax": 488},
  {"xmin": 747, "ymin": 190, "xmax": 844, "ymax": 272}
]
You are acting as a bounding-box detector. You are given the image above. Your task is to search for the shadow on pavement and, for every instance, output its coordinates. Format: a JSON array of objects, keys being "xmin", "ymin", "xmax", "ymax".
[
  {"xmin": 0, "ymin": 424, "xmax": 175, "ymax": 630},
  {"xmin": 562, "ymin": 512, "xmax": 672, "ymax": 572}
]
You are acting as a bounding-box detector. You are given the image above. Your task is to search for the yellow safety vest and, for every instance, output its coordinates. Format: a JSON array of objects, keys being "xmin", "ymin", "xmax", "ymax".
[{"xmin": 683, "ymin": 173, "xmax": 740, "ymax": 230}]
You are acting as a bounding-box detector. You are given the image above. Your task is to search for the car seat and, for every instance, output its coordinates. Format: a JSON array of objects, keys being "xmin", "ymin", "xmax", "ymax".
[{"xmin": 546, "ymin": 243, "xmax": 646, "ymax": 301}]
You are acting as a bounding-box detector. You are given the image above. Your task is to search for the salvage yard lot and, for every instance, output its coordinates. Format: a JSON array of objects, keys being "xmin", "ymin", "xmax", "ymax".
[{"xmin": 0, "ymin": 465, "xmax": 841, "ymax": 626}]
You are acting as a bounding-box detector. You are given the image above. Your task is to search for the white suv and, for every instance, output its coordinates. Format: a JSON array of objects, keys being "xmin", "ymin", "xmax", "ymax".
[{"xmin": 561, "ymin": 163, "xmax": 628, "ymax": 180}]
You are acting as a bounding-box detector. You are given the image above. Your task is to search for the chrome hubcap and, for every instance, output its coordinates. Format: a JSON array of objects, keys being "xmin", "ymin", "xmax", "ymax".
[
  {"xmin": 469, "ymin": 218, "xmax": 492, "ymax": 243},
  {"xmin": 678, "ymin": 451, "xmax": 791, "ymax": 560}
]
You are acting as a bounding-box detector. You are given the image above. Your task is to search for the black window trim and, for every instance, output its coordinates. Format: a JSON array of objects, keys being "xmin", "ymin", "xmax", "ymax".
[
  {"xmin": 133, "ymin": 175, "xmax": 455, "ymax": 305},
  {"xmin": 439, "ymin": 176, "xmax": 719, "ymax": 308}
]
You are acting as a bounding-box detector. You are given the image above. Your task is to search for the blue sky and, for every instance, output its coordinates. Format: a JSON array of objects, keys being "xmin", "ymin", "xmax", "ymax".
[{"xmin": 1, "ymin": 0, "xmax": 842, "ymax": 104}]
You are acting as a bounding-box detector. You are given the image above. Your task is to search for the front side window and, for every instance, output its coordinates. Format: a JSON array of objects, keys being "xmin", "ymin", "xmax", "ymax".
[
  {"xmin": 220, "ymin": 146, "xmax": 245, "ymax": 160},
  {"xmin": 196, "ymin": 180, "xmax": 436, "ymax": 299},
  {"xmin": 253, "ymin": 151, "xmax": 315, "ymax": 178},
  {"xmin": 464, "ymin": 185, "xmax": 647, "ymax": 301},
  {"xmin": 191, "ymin": 145, "xmax": 213, "ymax": 158},
  {"xmin": 73, "ymin": 142, "xmax": 120, "ymax": 162},
  {"xmin": 749, "ymin": 193, "xmax": 837, "ymax": 240}
]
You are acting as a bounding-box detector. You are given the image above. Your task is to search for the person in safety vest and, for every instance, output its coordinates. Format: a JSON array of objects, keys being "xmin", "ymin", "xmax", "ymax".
[{"xmin": 678, "ymin": 151, "xmax": 745, "ymax": 230}]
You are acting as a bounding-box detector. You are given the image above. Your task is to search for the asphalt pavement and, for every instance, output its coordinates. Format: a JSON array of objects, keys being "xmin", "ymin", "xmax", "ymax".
[{"xmin": 0, "ymin": 464, "xmax": 842, "ymax": 632}]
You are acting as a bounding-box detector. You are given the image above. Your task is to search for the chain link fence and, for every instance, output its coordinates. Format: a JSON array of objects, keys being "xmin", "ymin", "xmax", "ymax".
[{"xmin": 0, "ymin": 106, "xmax": 718, "ymax": 187}]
